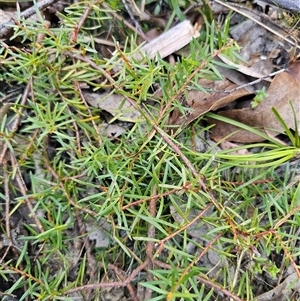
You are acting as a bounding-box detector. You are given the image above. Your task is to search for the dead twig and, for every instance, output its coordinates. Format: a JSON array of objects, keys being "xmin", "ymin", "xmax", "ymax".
[
  {"xmin": 153, "ymin": 259, "xmax": 243, "ymax": 301},
  {"xmin": 75, "ymin": 82, "xmax": 102, "ymax": 146},
  {"xmin": 0, "ymin": 79, "xmax": 45, "ymax": 233},
  {"xmin": 64, "ymin": 259, "xmax": 149, "ymax": 294},
  {"xmin": 109, "ymin": 264, "xmax": 139, "ymax": 301},
  {"xmin": 3, "ymin": 158, "xmax": 11, "ymax": 243},
  {"xmin": 122, "ymin": 0, "xmax": 144, "ymax": 35},
  {"xmin": 13, "ymin": 152, "xmax": 45, "ymax": 233},
  {"xmin": 0, "ymin": 0, "xmax": 60, "ymax": 38},
  {"xmin": 212, "ymin": 0, "xmax": 300, "ymax": 50},
  {"xmin": 0, "ymin": 81, "xmax": 31, "ymax": 164},
  {"xmin": 70, "ymin": 1, "xmax": 93, "ymax": 43},
  {"xmin": 101, "ymin": 2, "xmax": 149, "ymax": 42},
  {"xmin": 219, "ymin": 69, "xmax": 287, "ymax": 94},
  {"xmin": 143, "ymin": 185, "xmax": 157, "ymax": 300},
  {"xmin": 121, "ymin": 187, "xmax": 185, "ymax": 210},
  {"xmin": 155, "ymin": 203, "xmax": 213, "ymax": 255},
  {"xmin": 75, "ymin": 214, "xmax": 97, "ymax": 299},
  {"xmin": 43, "ymin": 156, "xmax": 96, "ymax": 216}
]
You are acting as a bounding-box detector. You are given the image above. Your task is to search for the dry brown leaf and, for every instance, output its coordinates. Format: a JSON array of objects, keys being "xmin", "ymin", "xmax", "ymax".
[
  {"xmin": 218, "ymin": 54, "xmax": 274, "ymax": 80},
  {"xmin": 287, "ymin": 60, "xmax": 300, "ymax": 82},
  {"xmin": 219, "ymin": 141, "xmax": 250, "ymax": 155},
  {"xmin": 84, "ymin": 91, "xmax": 140, "ymax": 122},
  {"xmin": 209, "ymin": 71, "xmax": 300, "ymax": 142},
  {"xmin": 168, "ymin": 78, "xmax": 251, "ymax": 127},
  {"xmin": 215, "ymin": 57, "xmax": 270, "ymax": 93}
]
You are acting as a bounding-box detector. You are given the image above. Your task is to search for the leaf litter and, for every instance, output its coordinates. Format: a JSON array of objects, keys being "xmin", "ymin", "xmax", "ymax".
[{"xmin": 0, "ymin": 0, "xmax": 299, "ymax": 300}]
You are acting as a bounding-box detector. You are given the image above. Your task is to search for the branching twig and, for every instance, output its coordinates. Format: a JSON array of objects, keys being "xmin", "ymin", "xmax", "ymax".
[
  {"xmin": 75, "ymin": 214, "xmax": 97, "ymax": 299},
  {"xmin": 64, "ymin": 259, "xmax": 149, "ymax": 294},
  {"xmin": 154, "ymin": 259, "xmax": 243, "ymax": 301},
  {"xmin": 172, "ymin": 234, "xmax": 222, "ymax": 294},
  {"xmin": 155, "ymin": 203, "xmax": 213, "ymax": 254},
  {"xmin": 219, "ymin": 69, "xmax": 287, "ymax": 94},
  {"xmin": 43, "ymin": 156, "xmax": 96, "ymax": 216},
  {"xmin": 121, "ymin": 187, "xmax": 187, "ymax": 210},
  {"xmin": 109, "ymin": 264, "xmax": 139, "ymax": 301}
]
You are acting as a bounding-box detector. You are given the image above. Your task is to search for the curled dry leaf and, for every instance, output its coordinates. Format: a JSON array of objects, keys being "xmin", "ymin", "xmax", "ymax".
[
  {"xmin": 218, "ymin": 54, "xmax": 273, "ymax": 82},
  {"xmin": 214, "ymin": 56, "xmax": 269, "ymax": 93},
  {"xmin": 209, "ymin": 69, "xmax": 300, "ymax": 143},
  {"xmin": 168, "ymin": 78, "xmax": 251, "ymax": 127}
]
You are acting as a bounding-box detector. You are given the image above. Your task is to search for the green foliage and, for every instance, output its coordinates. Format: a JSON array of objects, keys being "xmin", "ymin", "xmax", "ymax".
[
  {"xmin": 251, "ymin": 86, "xmax": 267, "ymax": 108},
  {"xmin": 272, "ymin": 103, "xmax": 300, "ymax": 147},
  {"xmin": 0, "ymin": 1, "xmax": 299, "ymax": 301}
]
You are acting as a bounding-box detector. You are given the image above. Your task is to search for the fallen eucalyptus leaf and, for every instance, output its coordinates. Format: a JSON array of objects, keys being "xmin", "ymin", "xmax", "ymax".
[
  {"xmin": 209, "ymin": 71, "xmax": 300, "ymax": 142},
  {"xmin": 168, "ymin": 78, "xmax": 251, "ymax": 127}
]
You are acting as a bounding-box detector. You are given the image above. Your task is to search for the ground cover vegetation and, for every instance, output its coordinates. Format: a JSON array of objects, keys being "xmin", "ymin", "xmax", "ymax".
[{"xmin": 0, "ymin": 0, "xmax": 299, "ymax": 300}]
